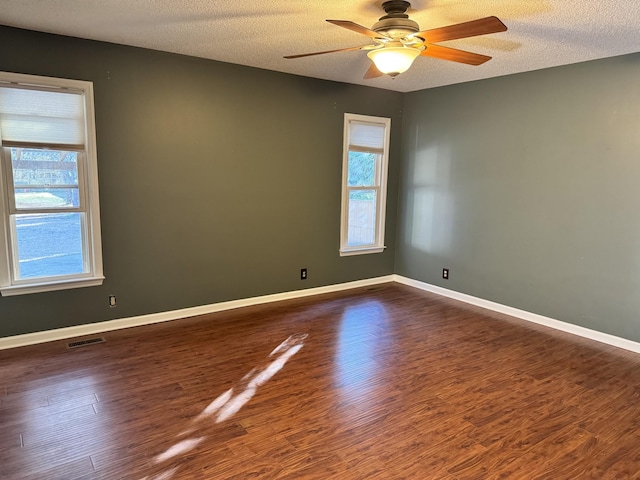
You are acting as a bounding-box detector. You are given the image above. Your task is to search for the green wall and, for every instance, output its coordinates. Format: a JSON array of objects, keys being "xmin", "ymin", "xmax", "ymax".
[
  {"xmin": 3, "ymin": 23, "xmax": 640, "ymax": 345},
  {"xmin": 396, "ymin": 53, "xmax": 640, "ymax": 342},
  {"xmin": 0, "ymin": 26, "xmax": 403, "ymax": 338}
]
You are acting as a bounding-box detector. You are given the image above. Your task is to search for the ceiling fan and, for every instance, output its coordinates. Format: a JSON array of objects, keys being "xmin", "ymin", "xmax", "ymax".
[{"xmin": 284, "ymin": 0, "xmax": 507, "ymax": 78}]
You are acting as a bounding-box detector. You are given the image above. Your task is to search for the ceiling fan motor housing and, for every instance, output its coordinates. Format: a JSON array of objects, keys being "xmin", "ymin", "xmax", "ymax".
[{"xmin": 373, "ymin": 0, "xmax": 419, "ymax": 38}]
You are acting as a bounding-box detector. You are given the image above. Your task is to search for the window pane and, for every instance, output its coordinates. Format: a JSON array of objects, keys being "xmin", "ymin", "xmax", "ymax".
[
  {"xmin": 347, "ymin": 190, "xmax": 376, "ymax": 247},
  {"xmin": 14, "ymin": 213, "xmax": 86, "ymax": 279},
  {"xmin": 11, "ymin": 148, "xmax": 79, "ymax": 186},
  {"xmin": 14, "ymin": 188, "xmax": 79, "ymax": 209},
  {"xmin": 347, "ymin": 151, "xmax": 376, "ymax": 187},
  {"xmin": 10, "ymin": 148, "xmax": 80, "ymax": 209}
]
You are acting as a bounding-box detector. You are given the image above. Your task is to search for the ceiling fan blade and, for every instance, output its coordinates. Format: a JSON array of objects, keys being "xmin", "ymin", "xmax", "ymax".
[
  {"xmin": 284, "ymin": 45, "xmax": 370, "ymax": 59},
  {"xmin": 327, "ymin": 20, "xmax": 386, "ymax": 39},
  {"xmin": 363, "ymin": 63, "xmax": 383, "ymax": 79},
  {"xmin": 413, "ymin": 16, "xmax": 507, "ymax": 43},
  {"xmin": 421, "ymin": 44, "xmax": 491, "ymax": 66}
]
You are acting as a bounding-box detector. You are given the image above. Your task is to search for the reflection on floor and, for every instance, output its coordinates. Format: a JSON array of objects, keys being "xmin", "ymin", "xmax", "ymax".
[{"xmin": 147, "ymin": 334, "xmax": 307, "ymax": 479}]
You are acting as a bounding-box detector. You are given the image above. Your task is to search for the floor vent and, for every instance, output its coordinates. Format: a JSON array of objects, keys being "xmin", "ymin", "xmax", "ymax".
[{"xmin": 67, "ymin": 337, "xmax": 106, "ymax": 349}]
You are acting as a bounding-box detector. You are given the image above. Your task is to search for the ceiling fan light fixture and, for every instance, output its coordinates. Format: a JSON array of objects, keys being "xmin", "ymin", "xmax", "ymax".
[{"xmin": 367, "ymin": 46, "xmax": 420, "ymax": 76}]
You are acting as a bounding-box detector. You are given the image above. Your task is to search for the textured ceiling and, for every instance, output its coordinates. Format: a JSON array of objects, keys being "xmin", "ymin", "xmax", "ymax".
[{"xmin": 0, "ymin": 0, "xmax": 639, "ymax": 92}]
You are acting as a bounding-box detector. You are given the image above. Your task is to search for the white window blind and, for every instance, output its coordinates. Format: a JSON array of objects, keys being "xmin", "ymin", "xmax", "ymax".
[
  {"xmin": 349, "ymin": 121, "xmax": 386, "ymax": 152},
  {"xmin": 0, "ymin": 86, "xmax": 85, "ymax": 148}
]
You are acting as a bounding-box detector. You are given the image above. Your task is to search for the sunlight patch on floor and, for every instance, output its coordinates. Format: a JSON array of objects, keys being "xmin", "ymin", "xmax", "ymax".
[{"xmin": 143, "ymin": 333, "xmax": 308, "ymax": 480}]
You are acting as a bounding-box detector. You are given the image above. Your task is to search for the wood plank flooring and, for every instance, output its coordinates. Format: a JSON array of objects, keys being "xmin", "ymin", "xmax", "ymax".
[{"xmin": 1, "ymin": 283, "xmax": 640, "ymax": 479}]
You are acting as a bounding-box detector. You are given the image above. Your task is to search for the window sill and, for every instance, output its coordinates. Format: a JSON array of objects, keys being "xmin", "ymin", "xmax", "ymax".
[
  {"xmin": 0, "ymin": 276, "xmax": 105, "ymax": 296},
  {"xmin": 339, "ymin": 246, "xmax": 386, "ymax": 257}
]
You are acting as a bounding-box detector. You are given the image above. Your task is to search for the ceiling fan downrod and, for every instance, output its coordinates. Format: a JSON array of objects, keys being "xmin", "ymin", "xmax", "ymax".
[{"xmin": 381, "ymin": 0, "xmax": 411, "ymax": 17}]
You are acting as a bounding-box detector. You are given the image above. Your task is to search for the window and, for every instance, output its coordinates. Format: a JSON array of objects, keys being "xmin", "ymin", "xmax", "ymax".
[
  {"xmin": 0, "ymin": 72, "xmax": 103, "ymax": 296},
  {"xmin": 340, "ymin": 113, "xmax": 390, "ymax": 256}
]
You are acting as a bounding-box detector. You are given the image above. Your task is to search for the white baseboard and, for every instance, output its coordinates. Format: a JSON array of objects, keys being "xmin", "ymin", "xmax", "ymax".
[
  {"xmin": 393, "ymin": 275, "xmax": 640, "ymax": 354},
  {"xmin": 0, "ymin": 276, "xmax": 394, "ymax": 351},
  {"xmin": 3, "ymin": 274, "xmax": 640, "ymax": 355}
]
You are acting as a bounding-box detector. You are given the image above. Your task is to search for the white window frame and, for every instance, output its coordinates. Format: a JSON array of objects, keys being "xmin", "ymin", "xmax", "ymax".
[
  {"xmin": 0, "ymin": 71, "xmax": 103, "ymax": 296},
  {"xmin": 340, "ymin": 113, "xmax": 390, "ymax": 256}
]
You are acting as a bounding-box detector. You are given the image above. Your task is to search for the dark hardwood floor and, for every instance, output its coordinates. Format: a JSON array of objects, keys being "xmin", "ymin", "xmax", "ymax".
[{"xmin": 1, "ymin": 283, "xmax": 640, "ymax": 479}]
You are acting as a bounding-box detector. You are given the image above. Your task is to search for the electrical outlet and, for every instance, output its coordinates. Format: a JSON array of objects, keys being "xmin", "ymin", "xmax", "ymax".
[
  {"xmin": 301, "ymin": 268, "xmax": 307, "ymax": 280},
  {"xmin": 442, "ymin": 268, "xmax": 449, "ymax": 280},
  {"xmin": 108, "ymin": 295, "xmax": 117, "ymax": 307}
]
